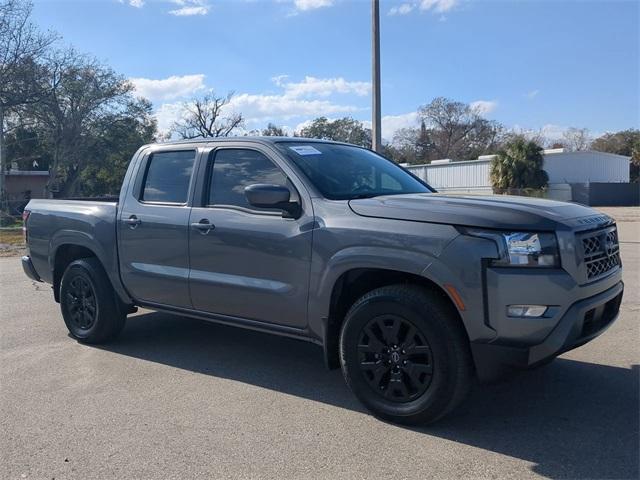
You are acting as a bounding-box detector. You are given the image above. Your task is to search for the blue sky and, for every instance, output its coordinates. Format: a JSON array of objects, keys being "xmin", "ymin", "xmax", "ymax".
[{"xmin": 32, "ymin": 0, "xmax": 639, "ymax": 141}]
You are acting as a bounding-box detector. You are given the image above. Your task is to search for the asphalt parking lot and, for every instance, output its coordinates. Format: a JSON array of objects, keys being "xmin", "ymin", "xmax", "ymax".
[{"xmin": 1, "ymin": 209, "xmax": 638, "ymax": 479}]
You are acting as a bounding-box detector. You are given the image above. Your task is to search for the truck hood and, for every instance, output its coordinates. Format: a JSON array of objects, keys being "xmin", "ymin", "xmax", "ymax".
[{"xmin": 348, "ymin": 193, "xmax": 608, "ymax": 231}]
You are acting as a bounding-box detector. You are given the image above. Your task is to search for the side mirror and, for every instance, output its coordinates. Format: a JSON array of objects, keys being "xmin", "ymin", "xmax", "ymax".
[{"xmin": 244, "ymin": 184, "xmax": 301, "ymax": 218}]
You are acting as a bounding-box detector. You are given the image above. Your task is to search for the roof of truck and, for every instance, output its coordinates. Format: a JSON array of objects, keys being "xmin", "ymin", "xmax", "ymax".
[{"xmin": 144, "ymin": 136, "xmax": 347, "ymax": 148}]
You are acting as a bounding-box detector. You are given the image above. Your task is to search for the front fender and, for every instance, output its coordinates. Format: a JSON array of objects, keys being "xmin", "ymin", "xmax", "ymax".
[
  {"xmin": 422, "ymin": 234, "xmax": 500, "ymax": 343},
  {"xmin": 308, "ymin": 234, "xmax": 500, "ymax": 358},
  {"xmin": 308, "ymin": 246, "xmax": 438, "ymax": 341}
]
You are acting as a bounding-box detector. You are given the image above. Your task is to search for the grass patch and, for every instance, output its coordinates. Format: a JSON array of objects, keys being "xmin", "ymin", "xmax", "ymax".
[{"xmin": 0, "ymin": 229, "xmax": 25, "ymax": 246}]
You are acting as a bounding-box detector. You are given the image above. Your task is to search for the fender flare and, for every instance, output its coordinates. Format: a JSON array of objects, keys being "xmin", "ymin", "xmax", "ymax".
[{"xmin": 49, "ymin": 230, "xmax": 132, "ymax": 305}]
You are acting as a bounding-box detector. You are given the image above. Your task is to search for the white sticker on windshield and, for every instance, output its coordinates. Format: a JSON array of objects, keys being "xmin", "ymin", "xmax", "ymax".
[{"xmin": 289, "ymin": 145, "xmax": 322, "ymax": 156}]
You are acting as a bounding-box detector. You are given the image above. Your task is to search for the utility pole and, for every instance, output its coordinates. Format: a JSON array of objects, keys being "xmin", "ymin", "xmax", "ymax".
[
  {"xmin": 0, "ymin": 103, "xmax": 6, "ymax": 213},
  {"xmin": 371, "ymin": 0, "xmax": 382, "ymax": 153}
]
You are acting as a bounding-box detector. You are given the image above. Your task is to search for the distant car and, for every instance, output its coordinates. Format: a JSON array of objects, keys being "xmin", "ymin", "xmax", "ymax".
[{"xmin": 21, "ymin": 137, "xmax": 624, "ymax": 424}]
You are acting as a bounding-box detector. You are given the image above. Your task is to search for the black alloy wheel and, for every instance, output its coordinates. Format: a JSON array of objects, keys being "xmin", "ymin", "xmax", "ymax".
[
  {"xmin": 358, "ymin": 315, "xmax": 433, "ymax": 402},
  {"xmin": 65, "ymin": 275, "xmax": 98, "ymax": 330}
]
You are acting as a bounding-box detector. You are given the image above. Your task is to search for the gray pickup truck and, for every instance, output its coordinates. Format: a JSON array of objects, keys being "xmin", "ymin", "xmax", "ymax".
[{"xmin": 22, "ymin": 137, "xmax": 624, "ymax": 424}]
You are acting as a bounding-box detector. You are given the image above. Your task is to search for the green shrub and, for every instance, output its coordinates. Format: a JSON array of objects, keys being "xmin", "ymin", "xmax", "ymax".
[{"xmin": 490, "ymin": 136, "xmax": 548, "ymax": 193}]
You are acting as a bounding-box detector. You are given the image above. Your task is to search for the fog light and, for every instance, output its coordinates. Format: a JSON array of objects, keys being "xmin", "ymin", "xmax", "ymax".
[{"xmin": 507, "ymin": 305, "xmax": 548, "ymax": 318}]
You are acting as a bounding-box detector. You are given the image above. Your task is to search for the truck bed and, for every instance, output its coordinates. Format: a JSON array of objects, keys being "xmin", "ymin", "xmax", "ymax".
[
  {"xmin": 61, "ymin": 196, "xmax": 120, "ymax": 202},
  {"xmin": 25, "ymin": 198, "xmax": 120, "ymax": 289}
]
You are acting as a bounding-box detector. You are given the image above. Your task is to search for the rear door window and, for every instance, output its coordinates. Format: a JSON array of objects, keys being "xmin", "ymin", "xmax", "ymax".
[{"xmin": 141, "ymin": 150, "xmax": 196, "ymax": 204}]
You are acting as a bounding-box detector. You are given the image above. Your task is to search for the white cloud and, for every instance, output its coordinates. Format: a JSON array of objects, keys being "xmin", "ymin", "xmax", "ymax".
[
  {"xmin": 228, "ymin": 93, "xmax": 360, "ymax": 121},
  {"xmin": 293, "ymin": 0, "xmax": 334, "ymax": 11},
  {"xmin": 382, "ymin": 112, "xmax": 420, "ymax": 139},
  {"xmin": 279, "ymin": 76, "xmax": 371, "ymax": 98},
  {"xmin": 148, "ymin": 74, "xmax": 369, "ymax": 135},
  {"xmin": 470, "ymin": 99, "xmax": 498, "ymax": 115},
  {"xmin": 271, "ymin": 74, "xmax": 290, "ymax": 87},
  {"xmin": 525, "ymin": 89, "xmax": 540, "ymax": 99},
  {"xmin": 118, "ymin": 0, "xmax": 144, "ymax": 7},
  {"xmin": 388, "ymin": 3, "xmax": 415, "ymax": 15},
  {"xmin": 169, "ymin": 6, "xmax": 208, "ymax": 15},
  {"xmin": 130, "ymin": 74, "xmax": 206, "ymax": 101},
  {"xmin": 389, "ymin": 0, "xmax": 458, "ymax": 16},
  {"xmin": 168, "ymin": 0, "xmax": 210, "ymax": 16},
  {"xmin": 154, "ymin": 102, "xmax": 187, "ymax": 132},
  {"xmin": 419, "ymin": 0, "xmax": 458, "ymax": 13},
  {"xmin": 293, "ymin": 118, "xmax": 316, "ymax": 133},
  {"xmin": 153, "ymin": 95, "xmax": 361, "ymax": 136},
  {"xmin": 362, "ymin": 112, "xmax": 420, "ymax": 141},
  {"xmin": 225, "ymin": 75, "xmax": 369, "ymax": 122}
]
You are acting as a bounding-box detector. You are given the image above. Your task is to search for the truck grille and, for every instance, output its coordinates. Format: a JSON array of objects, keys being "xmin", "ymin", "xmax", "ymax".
[{"xmin": 580, "ymin": 227, "xmax": 621, "ymax": 280}]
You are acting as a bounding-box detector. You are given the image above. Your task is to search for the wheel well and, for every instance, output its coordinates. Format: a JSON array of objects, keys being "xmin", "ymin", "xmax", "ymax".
[
  {"xmin": 52, "ymin": 244, "xmax": 97, "ymax": 302},
  {"xmin": 324, "ymin": 268, "xmax": 464, "ymax": 369}
]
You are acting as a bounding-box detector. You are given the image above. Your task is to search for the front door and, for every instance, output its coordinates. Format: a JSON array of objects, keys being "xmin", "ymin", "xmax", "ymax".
[
  {"xmin": 188, "ymin": 147, "xmax": 313, "ymax": 328},
  {"xmin": 118, "ymin": 148, "xmax": 198, "ymax": 308}
]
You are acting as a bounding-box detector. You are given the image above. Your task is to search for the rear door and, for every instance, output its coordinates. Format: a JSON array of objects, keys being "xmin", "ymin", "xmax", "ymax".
[
  {"xmin": 118, "ymin": 146, "xmax": 199, "ymax": 308},
  {"xmin": 188, "ymin": 144, "xmax": 314, "ymax": 328}
]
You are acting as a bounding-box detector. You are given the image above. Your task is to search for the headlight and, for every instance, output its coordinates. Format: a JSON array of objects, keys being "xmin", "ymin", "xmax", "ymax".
[{"xmin": 464, "ymin": 229, "xmax": 560, "ymax": 268}]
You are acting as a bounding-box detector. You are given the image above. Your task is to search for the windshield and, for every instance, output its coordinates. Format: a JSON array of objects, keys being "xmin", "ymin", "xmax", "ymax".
[{"xmin": 275, "ymin": 142, "xmax": 433, "ymax": 200}]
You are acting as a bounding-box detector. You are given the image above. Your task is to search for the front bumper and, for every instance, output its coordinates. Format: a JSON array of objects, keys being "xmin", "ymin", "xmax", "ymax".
[
  {"xmin": 471, "ymin": 280, "xmax": 624, "ymax": 382},
  {"xmin": 21, "ymin": 255, "xmax": 42, "ymax": 282}
]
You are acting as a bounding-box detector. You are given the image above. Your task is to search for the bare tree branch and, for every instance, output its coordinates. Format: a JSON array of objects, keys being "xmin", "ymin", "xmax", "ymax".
[{"xmin": 171, "ymin": 92, "xmax": 244, "ymax": 139}]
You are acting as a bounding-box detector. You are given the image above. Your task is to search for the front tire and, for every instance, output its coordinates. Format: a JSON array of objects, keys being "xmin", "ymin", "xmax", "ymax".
[
  {"xmin": 339, "ymin": 285, "xmax": 473, "ymax": 425},
  {"xmin": 60, "ymin": 258, "xmax": 126, "ymax": 344}
]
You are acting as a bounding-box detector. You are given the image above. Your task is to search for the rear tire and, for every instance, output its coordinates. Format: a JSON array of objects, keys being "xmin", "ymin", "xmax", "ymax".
[
  {"xmin": 339, "ymin": 284, "xmax": 473, "ymax": 425},
  {"xmin": 60, "ymin": 258, "xmax": 126, "ymax": 344}
]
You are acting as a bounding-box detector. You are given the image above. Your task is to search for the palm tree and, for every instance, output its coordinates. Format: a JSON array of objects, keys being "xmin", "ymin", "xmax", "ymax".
[{"xmin": 490, "ymin": 136, "xmax": 548, "ymax": 193}]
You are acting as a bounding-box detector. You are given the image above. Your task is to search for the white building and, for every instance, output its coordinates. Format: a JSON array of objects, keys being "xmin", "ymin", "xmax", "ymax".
[{"xmin": 406, "ymin": 149, "xmax": 632, "ymax": 203}]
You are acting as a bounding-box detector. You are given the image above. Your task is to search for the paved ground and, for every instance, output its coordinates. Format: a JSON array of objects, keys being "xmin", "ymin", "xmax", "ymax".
[{"xmin": 1, "ymin": 211, "xmax": 638, "ymax": 479}]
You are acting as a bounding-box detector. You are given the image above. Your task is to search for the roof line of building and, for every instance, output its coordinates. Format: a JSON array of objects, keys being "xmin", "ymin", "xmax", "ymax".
[{"xmin": 408, "ymin": 149, "xmax": 631, "ymax": 168}]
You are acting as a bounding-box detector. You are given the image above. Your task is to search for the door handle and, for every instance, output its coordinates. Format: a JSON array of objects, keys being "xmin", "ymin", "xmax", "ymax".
[
  {"xmin": 124, "ymin": 215, "xmax": 141, "ymax": 229},
  {"xmin": 191, "ymin": 219, "xmax": 214, "ymax": 235}
]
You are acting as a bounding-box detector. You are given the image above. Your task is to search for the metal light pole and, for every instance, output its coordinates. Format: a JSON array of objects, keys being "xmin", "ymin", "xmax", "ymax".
[
  {"xmin": 371, "ymin": 0, "xmax": 382, "ymax": 153},
  {"xmin": 0, "ymin": 103, "xmax": 6, "ymax": 213}
]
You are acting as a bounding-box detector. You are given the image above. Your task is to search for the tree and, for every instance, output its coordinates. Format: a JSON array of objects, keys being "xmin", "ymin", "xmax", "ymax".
[
  {"xmin": 388, "ymin": 127, "xmax": 421, "ymax": 164},
  {"xmin": 561, "ymin": 127, "xmax": 592, "ymax": 151},
  {"xmin": 418, "ymin": 97, "xmax": 503, "ymax": 161},
  {"xmin": 1, "ymin": 3, "xmax": 159, "ymax": 201},
  {"xmin": 4, "ymin": 124, "xmax": 52, "ymax": 171},
  {"xmin": 591, "ymin": 129, "xmax": 640, "ymax": 182},
  {"xmin": 76, "ymin": 98, "xmax": 157, "ymax": 196},
  {"xmin": 490, "ymin": 136, "xmax": 548, "ymax": 192},
  {"xmin": 298, "ymin": 117, "xmax": 371, "ymax": 147},
  {"xmin": 27, "ymin": 49, "xmax": 139, "ymax": 196},
  {"xmin": 416, "ymin": 120, "xmax": 434, "ymax": 160},
  {"xmin": 0, "ymin": 0, "xmax": 57, "ymax": 209},
  {"xmin": 172, "ymin": 92, "xmax": 243, "ymax": 139},
  {"xmin": 261, "ymin": 123, "xmax": 286, "ymax": 136},
  {"xmin": 389, "ymin": 121, "xmax": 439, "ymax": 164}
]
